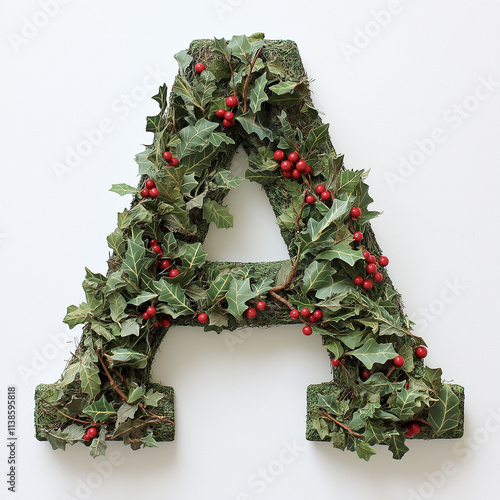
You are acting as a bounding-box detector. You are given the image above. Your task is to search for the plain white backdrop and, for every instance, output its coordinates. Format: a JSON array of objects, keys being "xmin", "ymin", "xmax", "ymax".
[{"xmin": 1, "ymin": 1, "xmax": 500, "ymax": 499}]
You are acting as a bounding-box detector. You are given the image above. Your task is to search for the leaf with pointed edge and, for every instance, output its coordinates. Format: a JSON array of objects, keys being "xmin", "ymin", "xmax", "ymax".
[
  {"xmin": 181, "ymin": 173, "xmax": 197, "ymax": 197},
  {"xmin": 362, "ymin": 372, "xmax": 405, "ymax": 396},
  {"xmin": 215, "ymin": 170, "xmax": 244, "ymax": 189},
  {"xmin": 90, "ymin": 321, "xmax": 115, "ymax": 342},
  {"xmin": 178, "ymin": 118, "xmax": 219, "ymax": 159},
  {"xmin": 227, "ymin": 34, "xmax": 253, "ymax": 62},
  {"xmin": 245, "ymin": 169, "xmax": 278, "ymax": 185},
  {"xmin": 172, "ymin": 75, "xmax": 202, "ymax": 110},
  {"xmin": 208, "ymin": 309, "xmax": 228, "ymax": 328},
  {"xmin": 203, "ymin": 199, "xmax": 234, "ymax": 228},
  {"xmin": 63, "ymin": 303, "xmax": 91, "ymax": 328},
  {"xmin": 79, "ymin": 362, "xmax": 101, "ymax": 398},
  {"xmin": 349, "ymin": 339, "xmax": 398, "ymax": 370},
  {"xmin": 44, "ymin": 423, "xmax": 84, "ymax": 451},
  {"xmin": 109, "ymin": 183, "xmax": 139, "ymax": 197},
  {"xmin": 120, "ymin": 238, "xmax": 147, "ymax": 287},
  {"xmin": 109, "ymin": 348, "xmax": 148, "ymax": 369},
  {"xmin": 207, "ymin": 274, "xmax": 232, "ymax": 305},
  {"xmin": 277, "ymin": 110, "xmax": 297, "ymax": 150},
  {"xmin": 248, "ymin": 148, "xmax": 277, "ymax": 172},
  {"xmin": 363, "ymin": 419, "xmax": 386, "ymax": 445},
  {"xmin": 267, "ymin": 59, "xmax": 285, "ymax": 77},
  {"xmin": 316, "ymin": 278, "xmax": 356, "ymax": 299},
  {"xmin": 135, "ymin": 148, "xmax": 158, "ymax": 178},
  {"xmin": 252, "ymin": 277, "xmax": 273, "ymax": 296},
  {"xmin": 317, "ymin": 394, "xmax": 342, "ymax": 417},
  {"xmin": 428, "ymin": 385, "xmax": 460, "ymax": 435},
  {"xmin": 213, "ymin": 37, "xmax": 231, "ymax": 60},
  {"xmin": 151, "ymin": 83, "xmax": 169, "ymax": 112},
  {"xmin": 117, "ymin": 204, "xmax": 153, "ymax": 230},
  {"xmin": 144, "ymin": 389, "xmax": 165, "ymax": 407},
  {"xmin": 349, "ymin": 400, "xmax": 381, "ymax": 431},
  {"xmin": 194, "ymin": 70, "xmax": 217, "ymax": 109},
  {"xmin": 178, "ymin": 243, "xmax": 208, "ymax": 270},
  {"xmin": 317, "ymin": 242, "xmax": 364, "ymax": 266},
  {"xmin": 89, "ymin": 427, "xmax": 108, "ymax": 458},
  {"xmin": 391, "ymin": 388, "xmax": 429, "ymax": 421},
  {"xmin": 156, "ymin": 279, "xmax": 194, "ymax": 315},
  {"xmin": 61, "ymin": 362, "xmax": 81, "ymax": 387},
  {"xmin": 303, "ymin": 124, "xmax": 330, "ymax": 154},
  {"xmin": 236, "ymin": 109, "xmax": 275, "ymax": 141},
  {"xmin": 249, "ymin": 73, "xmax": 269, "ymax": 113},
  {"xmin": 119, "ymin": 318, "xmax": 140, "ymax": 337},
  {"xmin": 128, "ymin": 383, "xmax": 145, "ymax": 404},
  {"xmin": 141, "ymin": 432, "xmax": 159, "ymax": 448},
  {"xmin": 174, "ymin": 49, "xmax": 193, "ymax": 76},
  {"xmin": 423, "ymin": 366, "xmax": 443, "ymax": 396},
  {"xmin": 302, "ymin": 261, "xmax": 335, "ymax": 295},
  {"xmin": 270, "ymin": 80, "xmax": 302, "ymax": 95},
  {"xmin": 108, "ymin": 292, "xmax": 128, "ymax": 322},
  {"xmin": 387, "ymin": 432, "xmax": 409, "ymax": 460},
  {"xmin": 127, "ymin": 292, "xmax": 158, "ymax": 307},
  {"xmin": 226, "ymin": 278, "xmax": 256, "ymax": 319},
  {"xmin": 116, "ymin": 403, "xmax": 138, "ymax": 425},
  {"xmin": 107, "ymin": 228, "xmax": 127, "ymax": 258},
  {"xmin": 357, "ymin": 442, "xmax": 376, "ymax": 461},
  {"xmin": 83, "ymin": 395, "xmax": 117, "ymax": 423}
]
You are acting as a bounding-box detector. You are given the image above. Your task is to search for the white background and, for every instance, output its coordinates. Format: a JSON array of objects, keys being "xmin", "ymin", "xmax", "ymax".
[{"xmin": 1, "ymin": 1, "xmax": 500, "ymax": 499}]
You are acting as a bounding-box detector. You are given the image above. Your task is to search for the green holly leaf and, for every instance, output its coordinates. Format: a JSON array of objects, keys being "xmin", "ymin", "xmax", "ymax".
[
  {"xmin": 109, "ymin": 183, "xmax": 139, "ymax": 197},
  {"xmin": 108, "ymin": 292, "xmax": 128, "ymax": 322},
  {"xmin": 127, "ymin": 383, "xmax": 145, "ymax": 404},
  {"xmin": 174, "ymin": 49, "xmax": 193, "ymax": 76},
  {"xmin": 107, "ymin": 228, "xmax": 127, "ymax": 258},
  {"xmin": 428, "ymin": 385, "xmax": 460, "ymax": 436},
  {"xmin": 312, "ymin": 416, "xmax": 330, "ymax": 440},
  {"xmin": 249, "ymin": 73, "xmax": 269, "ymax": 113},
  {"xmin": 270, "ymin": 80, "xmax": 302, "ymax": 95},
  {"xmin": 317, "ymin": 394, "xmax": 342, "ymax": 417},
  {"xmin": 213, "ymin": 37, "xmax": 232, "ymax": 60},
  {"xmin": 120, "ymin": 318, "xmax": 140, "ymax": 337},
  {"xmin": 141, "ymin": 432, "xmax": 159, "ymax": 448},
  {"xmin": 178, "ymin": 243, "xmax": 208, "ymax": 270},
  {"xmin": 362, "ymin": 372, "xmax": 405, "ymax": 396},
  {"xmin": 104, "ymin": 271, "xmax": 127, "ymax": 295},
  {"xmin": 83, "ymin": 395, "xmax": 117, "ymax": 423},
  {"xmin": 317, "ymin": 242, "xmax": 364, "ymax": 266},
  {"xmin": 90, "ymin": 321, "xmax": 115, "ymax": 342},
  {"xmin": 309, "ymin": 198, "xmax": 350, "ymax": 242},
  {"xmin": 172, "ymin": 75, "xmax": 201, "ymax": 110},
  {"xmin": 194, "ymin": 69, "xmax": 216, "ymax": 108},
  {"xmin": 277, "ymin": 110, "xmax": 297, "ymax": 150},
  {"xmin": 127, "ymin": 291, "xmax": 158, "ymax": 307},
  {"xmin": 117, "ymin": 204, "xmax": 153, "ymax": 230},
  {"xmin": 214, "ymin": 170, "xmax": 244, "ymax": 189},
  {"xmin": 302, "ymin": 124, "xmax": 329, "ymax": 154},
  {"xmin": 202, "ymin": 199, "xmax": 234, "ymax": 229},
  {"xmin": 156, "ymin": 279, "xmax": 194, "ymax": 316},
  {"xmin": 245, "ymin": 168, "xmax": 277, "ymax": 185},
  {"xmin": 135, "ymin": 148, "xmax": 158, "ymax": 178},
  {"xmin": 181, "ymin": 173, "xmax": 197, "ymax": 197},
  {"xmin": 79, "ymin": 362, "xmax": 101, "ymax": 398},
  {"xmin": 247, "ymin": 148, "xmax": 277, "ymax": 172},
  {"xmin": 151, "ymin": 83, "xmax": 169, "ymax": 112},
  {"xmin": 178, "ymin": 118, "xmax": 219, "ymax": 159},
  {"xmin": 44, "ymin": 423, "xmax": 84, "ymax": 451},
  {"xmin": 61, "ymin": 362, "xmax": 81, "ymax": 387},
  {"xmin": 144, "ymin": 389, "xmax": 165, "ymax": 407},
  {"xmin": 302, "ymin": 261, "xmax": 335, "ymax": 295},
  {"xmin": 357, "ymin": 442, "xmax": 376, "ymax": 461},
  {"xmin": 208, "ymin": 309, "xmax": 228, "ymax": 329},
  {"xmin": 252, "ymin": 277, "xmax": 273, "ymax": 296},
  {"xmin": 363, "ymin": 419, "xmax": 386, "ymax": 445},
  {"xmin": 109, "ymin": 348, "xmax": 148, "ymax": 369},
  {"xmin": 63, "ymin": 302, "xmax": 91, "ymax": 328},
  {"xmin": 236, "ymin": 109, "xmax": 275, "ymax": 141},
  {"xmin": 266, "ymin": 59, "xmax": 285, "ymax": 78},
  {"xmin": 207, "ymin": 274, "xmax": 232, "ymax": 305},
  {"xmin": 316, "ymin": 278, "xmax": 356, "ymax": 299},
  {"xmin": 336, "ymin": 170, "xmax": 365, "ymax": 195},
  {"xmin": 391, "ymin": 388, "xmax": 428, "ymax": 421},
  {"xmin": 226, "ymin": 278, "xmax": 256, "ymax": 319},
  {"xmin": 116, "ymin": 403, "xmax": 138, "ymax": 425},
  {"xmin": 350, "ymin": 400, "xmax": 380, "ymax": 431},
  {"xmin": 227, "ymin": 34, "xmax": 254, "ymax": 62},
  {"xmin": 423, "ymin": 366, "xmax": 443, "ymax": 395},
  {"xmin": 121, "ymin": 239, "xmax": 147, "ymax": 287},
  {"xmin": 325, "ymin": 340, "xmax": 344, "ymax": 359},
  {"xmin": 349, "ymin": 339, "xmax": 398, "ymax": 370},
  {"xmin": 387, "ymin": 431, "xmax": 409, "ymax": 460},
  {"xmin": 89, "ymin": 427, "xmax": 108, "ymax": 458}
]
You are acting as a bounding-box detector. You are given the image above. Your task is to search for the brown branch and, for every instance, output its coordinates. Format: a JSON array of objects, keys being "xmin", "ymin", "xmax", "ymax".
[
  {"xmin": 112, "ymin": 368, "xmax": 129, "ymax": 389},
  {"xmin": 96, "ymin": 349, "xmax": 129, "ymax": 402},
  {"xmin": 41, "ymin": 398, "xmax": 92, "ymax": 426},
  {"xmin": 269, "ymin": 290, "xmax": 293, "ymax": 309},
  {"xmin": 321, "ymin": 409, "xmax": 364, "ymax": 439},
  {"xmin": 242, "ymin": 47, "xmax": 263, "ymax": 113}
]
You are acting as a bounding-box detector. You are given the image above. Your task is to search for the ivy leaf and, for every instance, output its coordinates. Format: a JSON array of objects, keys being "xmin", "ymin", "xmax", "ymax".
[
  {"xmin": 202, "ymin": 199, "xmax": 234, "ymax": 228},
  {"xmin": 302, "ymin": 261, "xmax": 335, "ymax": 295},
  {"xmin": 108, "ymin": 292, "xmax": 128, "ymax": 322},
  {"xmin": 178, "ymin": 243, "xmax": 208, "ymax": 270},
  {"xmin": 178, "ymin": 118, "xmax": 219, "ymax": 159},
  {"xmin": 128, "ymin": 383, "xmax": 145, "ymax": 404},
  {"xmin": 316, "ymin": 278, "xmax": 356, "ymax": 299},
  {"xmin": 245, "ymin": 169, "xmax": 277, "ymax": 185},
  {"xmin": 266, "ymin": 59, "xmax": 285, "ymax": 78},
  {"xmin": 208, "ymin": 309, "xmax": 228, "ymax": 329},
  {"xmin": 109, "ymin": 183, "xmax": 139, "ymax": 197},
  {"xmin": 120, "ymin": 318, "xmax": 140, "ymax": 337},
  {"xmin": 127, "ymin": 291, "xmax": 158, "ymax": 307},
  {"xmin": 428, "ymin": 385, "xmax": 460, "ymax": 436},
  {"xmin": 207, "ymin": 274, "xmax": 232, "ymax": 305},
  {"xmin": 141, "ymin": 432, "xmax": 159, "ymax": 448},
  {"xmin": 227, "ymin": 34, "xmax": 253, "ymax": 62},
  {"xmin": 349, "ymin": 339, "xmax": 398, "ymax": 370},
  {"xmin": 63, "ymin": 303, "xmax": 91, "ymax": 328},
  {"xmin": 181, "ymin": 173, "xmax": 197, "ymax": 197},
  {"xmin": 277, "ymin": 110, "xmax": 297, "ymax": 150},
  {"xmin": 325, "ymin": 340, "xmax": 344, "ymax": 359},
  {"xmin": 349, "ymin": 400, "xmax": 380, "ymax": 430},
  {"xmin": 83, "ymin": 395, "xmax": 117, "ymax": 423},
  {"xmin": 194, "ymin": 70, "xmax": 216, "ymax": 108},
  {"xmin": 109, "ymin": 348, "xmax": 148, "ymax": 369},
  {"xmin": 362, "ymin": 373, "xmax": 404, "ymax": 396},
  {"xmin": 172, "ymin": 75, "xmax": 202, "ymax": 110},
  {"xmin": 107, "ymin": 228, "xmax": 127, "ymax": 259},
  {"xmin": 247, "ymin": 149, "xmax": 277, "ymax": 172},
  {"xmin": 121, "ymin": 239, "xmax": 147, "ymax": 287},
  {"xmin": 144, "ymin": 389, "xmax": 165, "ymax": 407},
  {"xmin": 89, "ymin": 427, "xmax": 108, "ymax": 458},
  {"xmin": 61, "ymin": 362, "xmax": 81, "ymax": 387},
  {"xmin": 270, "ymin": 80, "xmax": 302, "ymax": 95},
  {"xmin": 44, "ymin": 423, "xmax": 84, "ymax": 451},
  {"xmin": 226, "ymin": 278, "xmax": 256, "ymax": 318},
  {"xmin": 135, "ymin": 148, "xmax": 158, "ymax": 178},
  {"xmin": 104, "ymin": 271, "xmax": 127, "ymax": 295},
  {"xmin": 387, "ymin": 432, "xmax": 409, "ymax": 460},
  {"xmin": 308, "ymin": 198, "xmax": 350, "ymax": 243},
  {"xmin": 213, "ymin": 37, "xmax": 231, "ymax": 60},
  {"xmin": 252, "ymin": 277, "xmax": 273, "ymax": 296},
  {"xmin": 79, "ymin": 362, "xmax": 101, "ymax": 399},
  {"xmin": 151, "ymin": 83, "xmax": 169, "ymax": 112},
  {"xmin": 174, "ymin": 49, "xmax": 193, "ymax": 76},
  {"xmin": 317, "ymin": 394, "xmax": 342, "ymax": 417},
  {"xmin": 116, "ymin": 403, "xmax": 138, "ymax": 425},
  {"xmin": 303, "ymin": 124, "xmax": 330, "ymax": 154},
  {"xmin": 236, "ymin": 110, "xmax": 275, "ymax": 141},
  {"xmin": 391, "ymin": 388, "xmax": 428, "ymax": 421},
  {"xmin": 156, "ymin": 279, "xmax": 194, "ymax": 315},
  {"xmin": 117, "ymin": 204, "xmax": 153, "ymax": 230},
  {"xmin": 249, "ymin": 73, "xmax": 269, "ymax": 113},
  {"xmin": 357, "ymin": 442, "xmax": 376, "ymax": 461},
  {"xmin": 423, "ymin": 366, "xmax": 443, "ymax": 396},
  {"xmin": 317, "ymin": 242, "xmax": 364, "ymax": 266},
  {"xmin": 363, "ymin": 419, "xmax": 386, "ymax": 445},
  {"xmin": 215, "ymin": 170, "xmax": 244, "ymax": 189},
  {"xmin": 312, "ymin": 416, "xmax": 330, "ymax": 440},
  {"xmin": 90, "ymin": 321, "xmax": 115, "ymax": 342}
]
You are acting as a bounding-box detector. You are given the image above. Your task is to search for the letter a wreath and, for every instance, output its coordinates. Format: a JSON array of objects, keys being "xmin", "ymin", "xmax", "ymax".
[{"xmin": 35, "ymin": 35, "xmax": 464, "ymax": 461}]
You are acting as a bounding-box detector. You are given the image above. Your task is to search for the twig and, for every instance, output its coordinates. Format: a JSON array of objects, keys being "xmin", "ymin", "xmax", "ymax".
[
  {"xmin": 321, "ymin": 409, "xmax": 364, "ymax": 439},
  {"xmin": 95, "ymin": 349, "xmax": 129, "ymax": 402},
  {"xmin": 41, "ymin": 398, "xmax": 92, "ymax": 425},
  {"xmin": 268, "ymin": 290, "xmax": 293, "ymax": 309},
  {"xmin": 242, "ymin": 47, "xmax": 263, "ymax": 113}
]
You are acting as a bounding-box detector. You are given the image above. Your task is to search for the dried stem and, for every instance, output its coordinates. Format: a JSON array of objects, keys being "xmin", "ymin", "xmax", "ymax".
[
  {"xmin": 41, "ymin": 398, "xmax": 92, "ymax": 426},
  {"xmin": 321, "ymin": 409, "xmax": 364, "ymax": 439},
  {"xmin": 96, "ymin": 349, "xmax": 129, "ymax": 402}
]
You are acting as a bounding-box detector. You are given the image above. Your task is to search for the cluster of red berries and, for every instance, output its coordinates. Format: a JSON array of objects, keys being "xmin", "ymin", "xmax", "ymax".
[
  {"xmin": 289, "ymin": 306, "xmax": 323, "ymax": 336},
  {"xmin": 304, "ymin": 184, "xmax": 333, "ymax": 205},
  {"xmin": 162, "ymin": 151, "xmax": 179, "ymax": 167},
  {"xmin": 149, "ymin": 239, "xmax": 180, "ymax": 278},
  {"xmin": 405, "ymin": 422, "xmax": 421, "ymax": 438},
  {"xmin": 142, "ymin": 305, "xmax": 157, "ymax": 321},
  {"xmin": 245, "ymin": 301, "xmax": 267, "ymax": 319},
  {"xmin": 141, "ymin": 179, "xmax": 159, "ymax": 199},
  {"xmin": 273, "ymin": 149, "xmax": 311, "ymax": 180},
  {"xmin": 194, "ymin": 62, "xmax": 206, "ymax": 74},
  {"xmin": 83, "ymin": 427, "xmax": 98, "ymax": 442},
  {"xmin": 353, "ymin": 251, "xmax": 389, "ymax": 291},
  {"xmin": 152, "ymin": 317, "xmax": 171, "ymax": 329},
  {"xmin": 216, "ymin": 96, "xmax": 238, "ymax": 128}
]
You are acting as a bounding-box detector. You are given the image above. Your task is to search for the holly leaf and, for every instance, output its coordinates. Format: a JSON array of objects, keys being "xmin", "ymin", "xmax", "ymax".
[
  {"xmin": 127, "ymin": 291, "xmax": 158, "ymax": 307},
  {"xmin": 303, "ymin": 124, "xmax": 329, "ymax": 154},
  {"xmin": 121, "ymin": 239, "xmax": 147, "ymax": 287},
  {"xmin": 120, "ymin": 318, "xmax": 140, "ymax": 337},
  {"xmin": 428, "ymin": 385, "xmax": 460, "ymax": 436},
  {"xmin": 178, "ymin": 118, "xmax": 219, "ymax": 159},
  {"xmin": 357, "ymin": 442, "xmax": 376, "ymax": 461},
  {"xmin": 317, "ymin": 394, "xmax": 342, "ymax": 417},
  {"xmin": 156, "ymin": 279, "xmax": 194, "ymax": 315},
  {"xmin": 387, "ymin": 432, "xmax": 409, "ymax": 460},
  {"xmin": 174, "ymin": 49, "xmax": 193, "ymax": 76},
  {"xmin": 83, "ymin": 395, "xmax": 117, "ymax": 423},
  {"xmin": 202, "ymin": 199, "xmax": 234, "ymax": 229},
  {"xmin": 61, "ymin": 362, "xmax": 81, "ymax": 387},
  {"xmin": 89, "ymin": 427, "xmax": 108, "ymax": 458},
  {"xmin": 317, "ymin": 242, "xmax": 364, "ymax": 266},
  {"xmin": 109, "ymin": 348, "xmax": 148, "ymax": 369},
  {"xmin": 109, "ymin": 183, "xmax": 139, "ymax": 197},
  {"xmin": 213, "ymin": 37, "xmax": 231, "ymax": 61},
  {"xmin": 144, "ymin": 389, "xmax": 165, "ymax": 407},
  {"xmin": 227, "ymin": 34, "xmax": 253, "ymax": 62},
  {"xmin": 249, "ymin": 73, "xmax": 269, "ymax": 113},
  {"xmin": 423, "ymin": 366, "xmax": 443, "ymax": 396},
  {"xmin": 63, "ymin": 303, "xmax": 91, "ymax": 328},
  {"xmin": 107, "ymin": 228, "xmax": 127, "ymax": 258},
  {"xmin": 363, "ymin": 419, "xmax": 386, "ymax": 445},
  {"xmin": 90, "ymin": 321, "xmax": 115, "ymax": 341},
  {"xmin": 44, "ymin": 423, "xmax": 84, "ymax": 451},
  {"xmin": 362, "ymin": 372, "xmax": 405, "ymax": 396},
  {"xmin": 302, "ymin": 261, "xmax": 335, "ymax": 295},
  {"xmin": 194, "ymin": 70, "xmax": 216, "ymax": 108},
  {"xmin": 108, "ymin": 292, "xmax": 128, "ymax": 322},
  {"xmin": 391, "ymin": 388, "xmax": 428, "ymax": 421},
  {"xmin": 236, "ymin": 110, "xmax": 275, "ymax": 141},
  {"xmin": 270, "ymin": 80, "xmax": 302, "ymax": 95},
  {"xmin": 178, "ymin": 243, "xmax": 208, "ymax": 270},
  {"xmin": 141, "ymin": 432, "xmax": 159, "ymax": 448},
  {"xmin": 79, "ymin": 362, "xmax": 101, "ymax": 398},
  {"xmin": 226, "ymin": 278, "xmax": 256, "ymax": 319},
  {"xmin": 245, "ymin": 169, "xmax": 277, "ymax": 185},
  {"xmin": 207, "ymin": 274, "xmax": 232, "ymax": 305},
  {"xmin": 349, "ymin": 339, "xmax": 398, "ymax": 370},
  {"xmin": 116, "ymin": 403, "xmax": 138, "ymax": 425},
  {"xmin": 128, "ymin": 383, "xmax": 145, "ymax": 404},
  {"xmin": 252, "ymin": 277, "xmax": 273, "ymax": 296}
]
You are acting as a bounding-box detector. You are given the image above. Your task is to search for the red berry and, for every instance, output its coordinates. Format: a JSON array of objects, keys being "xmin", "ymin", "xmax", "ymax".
[
  {"xmin": 296, "ymin": 160, "xmax": 307, "ymax": 172},
  {"xmin": 197, "ymin": 313, "xmax": 208, "ymax": 324},
  {"xmin": 160, "ymin": 259, "xmax": 172, "ymax": 270},
  {"xmin": 194, "ymin": 63, "xmax": 206, "ymax": 73},
  {"xmin": 394, "ymin": 355, "xmax": 405, "ymax": 367},
  {"xmin": 141, "ymin": 188, "xmax": 150, "ymax": 198},
  {"xmin": 274, "ymin": 150, "xmax": 285, "ymax": 161},
  {"xmin": 367, "ymin": 255, "xmax": 376, "ymax": 264},
  {"xmin": 313, "ymin": 309, "xmax": 323, "ymax": 320},
  {"xmin": 291, "ymin": 169, "xmax": 301, "ymax": 179},
  {"xmin": 151, "ymin": 245, "xmax": 162, "ymax": 254},
  {"xmin": 405, "ymin": 428, "xmax": 415, "ymax": 438},
  {"xmin": 350, "ymin": 206, "xmax": 362, "ymax": 219},
  {"xmin": 160, "ymin": 317, "xmax": 171, "ymax": 328},
  {"xmin": 145, "ymin": 179, "xmax": 155, "ymax": 189},
  {"xmin": 152, "ymin": 321, "xmax": 159, "ymax": 327},
  {"xmin": 149, "ymin": 187, "xmax": 159, "ymax": 198},
  {"xmin": 224, "ymin": 111, "xmax": 234, "ymax": 121},
  {"xmin": 373, "ymin": 272, "xmax": 383, "ymax": 283},
  {"xmin": 146, "ymin": 306, "xmax": 156, "ymax": 317},
  {"xmin": 246, "ymin": 307, "xmax": 257, "ymax": 319},
  {"xmin": 305, "ymin": 195, "xmax": 315, "ymax": 205},
  {"xmin": 308, "ymin": 314, "xmax": 317, "ymax": 324},
  {"xmin": 366, "ymin": 263, "xmax": 377, "ymax": 274},
  {"xmin": 256, "ymin": 301, "xmax": 266, "ymax": 311},
  {"xmin": 302, "ymin": 326, "xmax": 312, "ymax": 336},
  {"xmin": 415, "ymin": 346, "xmax": 428, "ymax": 359},
  {"xmin": 361, "ymin": 369, "xmax": 371, "ymax": 380},
  {"xmin": 288, "ymin": 152, "xmax": 300, "ymax": 163},
  {"xmin": 226, "ymin": 96, "xmax": 238, "ymax": 108},
  {"xmin": 216, "ymin": 108, "xmax": 226, "ymax": 118},
  {"xmin": 353, "ymin": 232, "xmax": 363, "ymax": 242},
  {"xmin": 300, "ymin": 307, "xmax": 310, "ymax": 317},
  {"xmin": 168, "ymin": 269, "xmax": 180, "ymax": 278},
  {"xmin": 282, "ymin": 170, "xmax": 292, "ymax": 179},
  {"xmin": 378, "ymin": 255, "xmax": 389, "ymax": 267},
  {"xmin": 331, "ymin": 358, "xmax": 342, "ymax": 368},
  {"xmin": 362, "ymin": 279, "xmax": 373, "ymax": 290},
  {"xmin": 320, "ymin": 190, "xmax": 331, "ymax": 201},
  {"xmin": 290, "ymin": 309, "xmax": 300, "ymax": 319},
  {"xmin": 315, "ymin": 184, "xmax": 326, "ymax": 194},
  {"xmin": 149, "ymin": 239, "xmax": 158, "ymax": 247},
  {"xmin": 280, "ymin": 160, "xmax": 292, "ymax": 172},
  {"xmin": 87, "ymin": 427, "xmax": 98, "ymax": 438},
  {"xmin": 354, "ymin": 276, "xmax": 364, "ymax": 286},
  {"xmin": 83, "ymin": 433, "xmax": 92, "ymax": 442},
  {"xmin": 304, "ymin": 165, "xmax": 311, "ymax": 174},
  {"xmin": 163, "ymin": 151, "xmax": 173, "ymax": 162},
  {"xmin": 142, "ymin": 312, "xmax": 150, "ymax": 320},
  {"xmin": 169, "ymin": 157, "xmax": 179, "ymax": 167},
  {"xmin": 362, "ymin": 251, "xmax": 370, "ymax": 260},
  {"xmin": 222, "ymin": 119, "xmax": 233, "ymax": 128},
  {"xmin": 155, "ymin": 261, "xmax": 160, "ymax": 269},
  {"xmin": 408, "ymin": 422, "xmax": 421, "ymax": 436}
]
